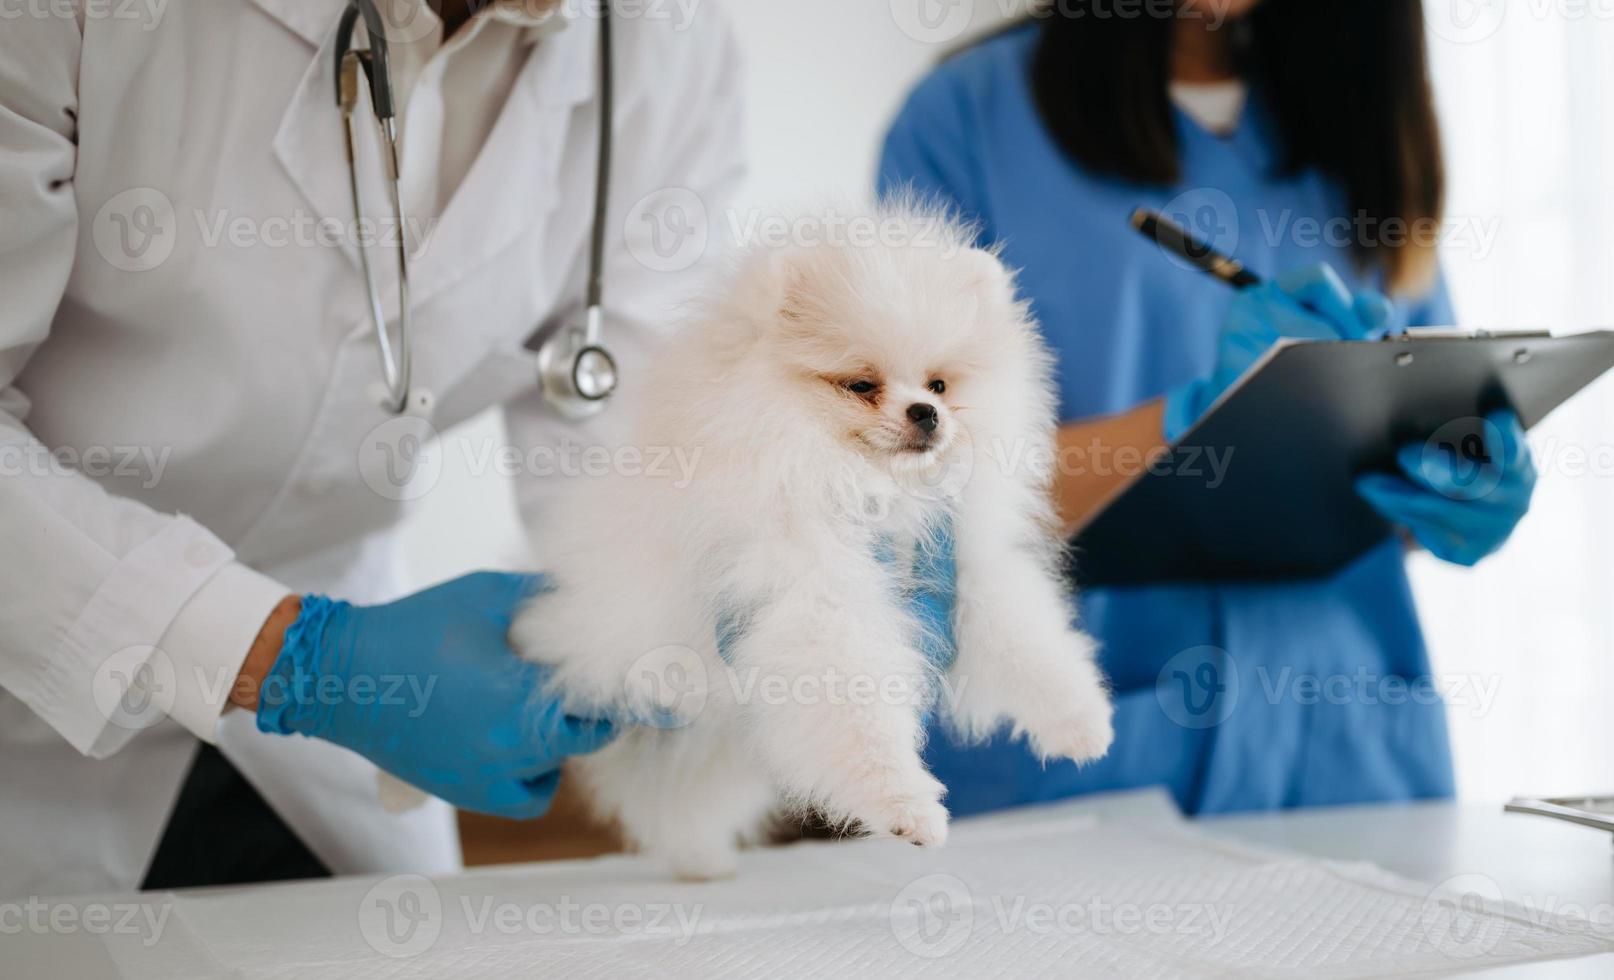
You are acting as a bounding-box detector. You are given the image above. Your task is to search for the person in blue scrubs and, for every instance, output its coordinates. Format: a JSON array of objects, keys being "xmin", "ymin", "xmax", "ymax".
[{"xmin": 879, "ymin": 1, "xmax": 1537, "ymax": 817}]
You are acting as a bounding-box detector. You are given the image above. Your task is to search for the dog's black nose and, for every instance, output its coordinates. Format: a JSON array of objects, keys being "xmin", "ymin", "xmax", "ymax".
[{"xmin": 907, "ymin": 402, "xmax": 939, "ymax": 434}]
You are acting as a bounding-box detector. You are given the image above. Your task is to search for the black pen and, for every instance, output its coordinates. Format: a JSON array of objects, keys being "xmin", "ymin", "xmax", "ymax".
[{"xmin": 1130, "ymin": 207, "xmax": 1262, "ymax": 290}]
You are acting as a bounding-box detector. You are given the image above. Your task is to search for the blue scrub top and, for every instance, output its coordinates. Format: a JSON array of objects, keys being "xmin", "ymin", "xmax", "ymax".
[{"xmin": 878, "ymin": 25, "xmax": 1456, "ymax": 817}]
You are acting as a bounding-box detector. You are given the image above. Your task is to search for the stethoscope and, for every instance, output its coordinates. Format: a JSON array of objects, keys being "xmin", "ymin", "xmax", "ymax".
[{"xmin": 336, "ymin": 0, "xmax": 618, "ymax": 419}]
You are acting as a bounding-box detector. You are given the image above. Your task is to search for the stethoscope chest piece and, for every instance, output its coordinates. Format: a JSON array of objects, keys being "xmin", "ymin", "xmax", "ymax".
[{"xmin": 537, "ymin": 309, "xmax": 619, "ymax": 421}]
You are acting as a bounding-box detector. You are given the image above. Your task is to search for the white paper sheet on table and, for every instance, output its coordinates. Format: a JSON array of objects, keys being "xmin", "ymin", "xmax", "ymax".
[{"xmin": 69, "ymin": 790, "xmax": 1614, "ymax": 979}]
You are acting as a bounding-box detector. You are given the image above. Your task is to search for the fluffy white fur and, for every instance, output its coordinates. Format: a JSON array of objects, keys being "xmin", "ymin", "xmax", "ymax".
[{"xmin": 511, "ymin": 204, "xmax": 1113, "ymax": 879}]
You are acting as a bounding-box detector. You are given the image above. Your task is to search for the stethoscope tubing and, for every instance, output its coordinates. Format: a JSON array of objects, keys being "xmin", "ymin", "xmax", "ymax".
[{"xmin": 337, "ymin": 0, "xmax": 612, "ymax": 415}]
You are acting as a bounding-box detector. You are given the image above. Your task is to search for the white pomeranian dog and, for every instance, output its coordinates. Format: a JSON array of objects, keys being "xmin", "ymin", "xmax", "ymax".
[{"xmin": 510, "ymin": 203, "xmax": 1113, "ymax": 880}]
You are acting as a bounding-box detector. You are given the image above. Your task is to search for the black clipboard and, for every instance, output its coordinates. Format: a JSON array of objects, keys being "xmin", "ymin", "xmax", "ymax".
[{"xmin": 1069, "ymin": 330, "xmax": 1614, "ymax": 587}]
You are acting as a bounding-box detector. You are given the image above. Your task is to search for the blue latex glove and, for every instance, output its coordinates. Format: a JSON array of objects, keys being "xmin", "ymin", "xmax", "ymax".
[
  {"xmin": 1355, "ymin": 409, "xmax": 1537, "ymax": 567},
  {"xmin": 257, "ymin": 572, "xmax": 614, "ymax": 819},
  {"xmin": 1163, "ymin": 264, "xmax": 1395, "ymax": 441}
]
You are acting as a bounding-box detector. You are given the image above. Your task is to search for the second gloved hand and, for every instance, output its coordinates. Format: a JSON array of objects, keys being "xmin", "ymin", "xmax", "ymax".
[
  {"xmin": 1355, "ymin": 409, "xmax": 1537, "ymax": 567},
  {"xmin": 256, "ymin": 571, "xmax": 614, "ymax": 819},
  {"xmin": 1163, "ymin": 264, "xmax": 1394, "ymax": 441}
]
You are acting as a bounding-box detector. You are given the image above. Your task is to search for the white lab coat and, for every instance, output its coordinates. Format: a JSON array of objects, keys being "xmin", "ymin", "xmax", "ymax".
[{"xmin": 0, "ymin": 0, "xmax": 743, "ymax": 898}]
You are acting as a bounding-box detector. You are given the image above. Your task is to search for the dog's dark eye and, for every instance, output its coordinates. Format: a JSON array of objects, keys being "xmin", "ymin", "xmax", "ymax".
[
  {"xmin": 927, "ymin": 378, "xmax": 946, "ymax": 395},
  {"xmin": 846, "ymin": 380, "xmax": 878, "ymax": 395}
]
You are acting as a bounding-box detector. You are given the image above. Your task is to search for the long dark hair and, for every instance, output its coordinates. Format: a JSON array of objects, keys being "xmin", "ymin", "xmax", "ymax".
[{"xmin": 1027, "ymin": 0, "xmax": 1444, "ymax": 294}]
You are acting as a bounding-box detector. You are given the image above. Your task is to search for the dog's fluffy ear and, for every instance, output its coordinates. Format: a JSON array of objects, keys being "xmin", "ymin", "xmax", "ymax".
[
  {"xmin": 722, "ymin": 244, "xmax": 787, "ymax": 326},
  {"xmin": 731, "ymin": 243, "xmax": 842, "ymax": 330},
  {"xmin": 770, "ymin": 246, "xmax": 816, "ymax": 323},
  {"xmin": 701, "ymin": 242, "xmax": 839, "ymax": 367},
  {"xmin": 952, "ymin": 246, "xmax": 1017, "ymax": 317}
]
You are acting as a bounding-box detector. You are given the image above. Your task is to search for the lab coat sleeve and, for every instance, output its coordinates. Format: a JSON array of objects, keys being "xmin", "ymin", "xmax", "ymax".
[
  {"xmin": 0, "ymin": 14, "xmax": 290, "ymax": 757},
  {"xmin": 876, "ymin": 67, "xmax": 991, "ymax": 236},
  {"xmin": 501, "ymin": 6, "xmax": 747, "ymax": 536}
]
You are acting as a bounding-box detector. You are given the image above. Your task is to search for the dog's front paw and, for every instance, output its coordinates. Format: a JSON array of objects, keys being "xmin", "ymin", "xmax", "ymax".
[
  {"xmin": 858, "ymin": 771, "xmax": 950, "ymax": 847},
  {"xmin": 879, "ymin": 792, "xmax": 950, "ymax": 847},
  {"xmin": 667, "ymin": 844, "xmax": 739, "ymax": 882},
  {"xmin": 1030, "ymin": 708, "xmax": 1115, "ymax": 765},
  {"xmin": 1003, "ymin": 632, "xmax": 1115, "ymax": 765}
]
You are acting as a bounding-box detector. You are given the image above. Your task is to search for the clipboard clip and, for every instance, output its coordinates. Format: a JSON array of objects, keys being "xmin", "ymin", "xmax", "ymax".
[{"xmin": 1387, "ymin": 327, "xmax": 1554, "ymax": 342}]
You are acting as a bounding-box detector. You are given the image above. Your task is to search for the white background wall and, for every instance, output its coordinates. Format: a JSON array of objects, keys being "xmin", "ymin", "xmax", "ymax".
[
  {"xmin": 1414, "ymin": 5, "xmax": 1614, "ymax": 802},
  {"xmin": 402, "ymin": 1, "xmax": 1614, "ymax": 804}
]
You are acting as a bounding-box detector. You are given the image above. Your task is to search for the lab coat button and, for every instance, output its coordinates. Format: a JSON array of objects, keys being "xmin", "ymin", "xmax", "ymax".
[{"xmin": 185, "ymin": 542, "xmax": 219, "ymax": 568}]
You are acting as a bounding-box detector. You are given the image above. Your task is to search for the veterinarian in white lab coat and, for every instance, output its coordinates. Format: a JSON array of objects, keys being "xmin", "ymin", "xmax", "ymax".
[{"xmin": 0, "ymin": 0, "xmax": 741, "ymax": 897}]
